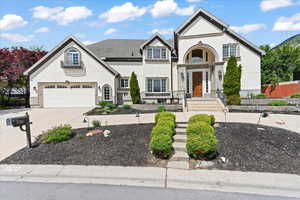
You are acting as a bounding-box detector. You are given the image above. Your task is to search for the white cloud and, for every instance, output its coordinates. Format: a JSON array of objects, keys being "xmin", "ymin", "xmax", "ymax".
[
  {"xmin": 0, "ymin": 14, "xmax": 27, "ymax": 30},
  {"xmin": 230, "ymin": 24, "xmax": 266, "ymax": 34},
  {"xmin": 100, "ymin": 2, "xmax": 147, "ymax": 23},
  {"xmin": 0, "ymin": 33, "xmax": 33, "ymax": 42},
  {"xmin": 82, "ymin": 40, "xmax": 95, "ymax": 45},
  {"xmin": 151, "ymin": 0, "xmax": 195, "ymax": 18},
  {"xmin": 273, "ymin": 13, "xmax": 300, "ymax": 31},
  {"xmin": 260, "ymin": 0, "xmax": 296, "ymax": 11},
  {"xmin": 34, "ymin": 27, "xmax": 49, "ymax": 33},
  {"xmin": 152, "ymin": 28, "xmax": 173, "ymax": 35},
  {"xmin": 32, "ymin": 6, "xmax": 92, "ymax": 25},
  {"xmin": 104, "ymin": 28, "xmax": 117, "ymax": 35},
  {"xmin": 186, "ymin": 0, "xmax": 202, "ymax": 2}
]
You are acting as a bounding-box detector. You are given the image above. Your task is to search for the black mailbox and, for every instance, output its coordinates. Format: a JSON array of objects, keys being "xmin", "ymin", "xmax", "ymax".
[{"xmin": 7, "ymin": 116, "xmax": 28, "ymax": 127}]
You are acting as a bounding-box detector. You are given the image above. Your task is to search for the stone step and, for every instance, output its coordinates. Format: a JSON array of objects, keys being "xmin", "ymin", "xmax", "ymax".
[
  {"xmin": 174, "ymin": 150, "xmax": 188, "ymax": 157},
  {"xmin": 188, "ymin": 108, "xmax": 223, "ymax": 112},
  {"xmin": 170, "ymin": 156, "xmax": 189, "ymax": 161},
  {"xmin": 176, "ymin": 123, "xmax": 188, "ymax": 128},
  {"xmin": 175, "ymin": 128, "xmax": 186, "ymax": 133},
  {"xmin": 174, "ymin": 147, "xmax": 186, "ymax": 152},
  {"xmin": 167, "ymin": 161, "xmax": 189, "ymax": 169},
  {"xmin": 174, "ymin": 135, "xmax": 186, "ymax": 143},
  {"xmin": 187, "ymin": 101, "xmax": 219, "ymax": 105},
  {"xmin": 173, "ymin": 142, "xmax": 186, "ymax": 148},
  {"xmin": 174, "ymin": 138, "xmax": 186, "ymax": 143}
]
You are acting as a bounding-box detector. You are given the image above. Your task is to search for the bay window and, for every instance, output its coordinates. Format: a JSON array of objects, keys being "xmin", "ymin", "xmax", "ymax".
[{"xmin": 147, "ymin": 78, "xmax": 167, "ymax": 92}]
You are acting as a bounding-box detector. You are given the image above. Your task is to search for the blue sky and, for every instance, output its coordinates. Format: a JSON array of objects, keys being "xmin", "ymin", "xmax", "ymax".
[{"xmin": 0, "ymin": 0, "xmax": 300, "ymax": 50}]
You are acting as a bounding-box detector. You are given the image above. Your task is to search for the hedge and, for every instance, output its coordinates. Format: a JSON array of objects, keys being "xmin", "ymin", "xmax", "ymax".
[
  {"xmin": 291, "ymin": 93, "xmax": 300, "ymax": 98},
  {"xmin": 186, "ymin": 115, "xmax": 218, "ymax": 160},
  {"xmin": 268, "ymin": 100, "xmax": 289, "ymax": 106},
  {"xmin": 188, "ymin": 114, "xmax": 214, "ymax": 126},
  {"xmin": 155, "ymin": 112, "xmax": 176, "ymax": 124},
  {"xmin": 151, "ymin": 112, "xmax": 176, "ymax": 158}
]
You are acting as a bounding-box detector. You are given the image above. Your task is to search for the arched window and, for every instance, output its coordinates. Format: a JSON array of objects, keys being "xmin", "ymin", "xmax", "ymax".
[
  {"xmin": 66, "ymin": 48, "xmax": 80, "ymax": 65},
  {"xmin": 102, "ymin": 84, "xmax": 112, "ymax": 101}
]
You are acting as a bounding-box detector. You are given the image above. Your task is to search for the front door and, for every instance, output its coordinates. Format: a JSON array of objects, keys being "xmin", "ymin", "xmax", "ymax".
[{"xmin": 192, "ymin": 72, "xmax": 203, "ymax": 97}]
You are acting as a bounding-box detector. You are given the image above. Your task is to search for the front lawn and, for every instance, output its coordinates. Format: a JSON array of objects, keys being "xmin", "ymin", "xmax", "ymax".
[{"xmin": 1, "ymin": 123, "xmax": 166, "ymax": 167}]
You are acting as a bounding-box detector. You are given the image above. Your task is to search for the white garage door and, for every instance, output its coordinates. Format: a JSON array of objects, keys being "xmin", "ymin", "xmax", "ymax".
[{"xmin": 43, "ymin": 83, "xmax": 96, "ymax": 108}]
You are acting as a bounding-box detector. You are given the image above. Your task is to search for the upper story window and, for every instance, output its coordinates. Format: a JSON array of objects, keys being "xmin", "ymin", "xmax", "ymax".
[
  {"xmin": 223, "ymin": 44, "xmax": 239, "ymax": 59},
  {"xmin": 120, "ymin": 78, "xmax": 129, "ymax": 88},
  {"xmin": 185, "ymin": 48, "xmax": 212, "ymax": 64},
  {"xmin": 66, "ymin": 48, "xmax": 80, "ymax": 65},
  {"xmin": 146, "ymin": 47, "xmax": 167, "ymax": 60}
]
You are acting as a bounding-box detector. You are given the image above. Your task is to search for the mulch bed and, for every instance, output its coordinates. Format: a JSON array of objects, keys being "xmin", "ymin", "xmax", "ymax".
[
  {"xmin": 213, "ymin": 123, "xmax": 300, "ymax": 175},
  {"xmin": 85, "ymin": 107, "xmax": 183, "ymax": 116},
  {"xmin": 0, "ymin": 123, "xmax": 166, "ymax": 167}
]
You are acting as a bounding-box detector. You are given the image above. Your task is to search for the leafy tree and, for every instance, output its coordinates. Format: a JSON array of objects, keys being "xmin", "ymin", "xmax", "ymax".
[
  {"xmin": 129, "ymin": 72, "xmax": 141, "ymax": 104},
  {"xmin": 0, "ymin": 47, "xmax": 47, "ymax": 107},
  {"xmin": 260, "ymin": 44, "xmax": 300, "ymax": 85},
  {"xmin": 223, "ymin": 56, "xmax": 240, "ymax": 96}
]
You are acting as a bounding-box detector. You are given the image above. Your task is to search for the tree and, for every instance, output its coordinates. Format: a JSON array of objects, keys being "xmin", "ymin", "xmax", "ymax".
[
  {"xmin": 0, "ymin": 47, "xmax": 47, "ymax": 107},
  {"xmin": 260, "ymin": 44, "xmax": 300, "ymax": 85},
  {"xmin": 129, "ymin": 72, "xmax": 141, "ymax": 104},
  {"xmin": 223, "ymin": 56, "xmax": 240, "ymax": 97}
]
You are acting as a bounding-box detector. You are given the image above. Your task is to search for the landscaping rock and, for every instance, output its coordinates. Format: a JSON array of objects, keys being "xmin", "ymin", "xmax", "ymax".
[{"xmin": 195, "ymin": 161, "xmax": 215, "ymax": 169}]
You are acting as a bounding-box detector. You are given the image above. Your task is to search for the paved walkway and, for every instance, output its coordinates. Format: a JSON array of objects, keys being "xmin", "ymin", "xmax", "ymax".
[{"xmin": 0, "ymin": 164, "xmax": 299, "ymax": 198}]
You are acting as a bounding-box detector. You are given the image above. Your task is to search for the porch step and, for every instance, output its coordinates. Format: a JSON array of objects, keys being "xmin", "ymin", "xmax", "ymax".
[{"xmin": 187, "ymin": 98, "xmax": 224, "ymax": 112}]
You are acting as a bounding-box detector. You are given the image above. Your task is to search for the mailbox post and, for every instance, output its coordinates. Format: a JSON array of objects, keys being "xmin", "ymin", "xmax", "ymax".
[{"xmin": 6, "ymin": 112, "xmax": 32, "ymax": 148}]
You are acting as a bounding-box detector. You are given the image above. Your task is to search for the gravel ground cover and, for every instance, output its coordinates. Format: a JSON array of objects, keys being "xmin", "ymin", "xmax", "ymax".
[
  {"xmin": 214, "ymin": 123, "xmax": 300, "ymax": 175},
  {"xmin": 1, "ymin": 123, "xmax": 166, "ymax": 167}
]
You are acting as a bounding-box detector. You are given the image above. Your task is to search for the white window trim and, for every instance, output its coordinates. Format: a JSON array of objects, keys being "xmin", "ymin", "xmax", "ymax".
[
  {"xmin": 223, "ymin": 43, "xmax": 240, "ymax": 59},
  {"xmin": 120, "ymin": 78, "xmax": 129, "ymax": 88},
  {"xmin": 102, "ymin": 85, "xmax": 112, "ymax": 101},
  {"xmin": 66, "ymin": 49, "xmax": 81, "ymax": 66},
  {"xmin": 146, "ymin": 47, "xmax": 168, "ymax": 60},
  {"xmin": 146, "ymin": 78, "xmax": 168, "ymax": 93}
]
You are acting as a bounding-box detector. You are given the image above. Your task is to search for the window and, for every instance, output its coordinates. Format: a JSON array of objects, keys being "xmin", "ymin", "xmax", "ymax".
[
  {"xmin": 82, "ymin": 85, "xmax": 93, "ymax": 88},
  {"xmin": 57, "ymin": 85, "xmax": 67, "ymax": 88},
  {"xmin": 66, "ymin": 49, "xmax": 80, "ymax": 65},
  {"xmin": 147, "ymin": 78, "xmax": 167, "ymax": 92},
  {"xmin": 223, "ymin": 44, "xmax": 239, "ymax": 58},
  {"xmin": 191, "ymin": 49, "xmax": 203, "ymax": 63},
  {"xmin": 146, "ymin": 47, "xmax": 167, "ymax": 59},
  {"xmin": 103, "ymin": 85, "xmax": 111, "ymax": 100},
  {"xmin": 120, "ymin": 78, "xmax": 129, "ymax": 88},
  {"xmin": 70, "ymin": 85, "xmax": 80, "ymax": 88},
  {"xmin": 45, "ymin": 85, "xmax": 55, "ymax": 89},
  {"xmin": 186, "ymin": 72, "xmax": 190, "ymax": 93},
  {"xmin": 206, "ymin": 71, "xmax": 209, "ymax": 93}
]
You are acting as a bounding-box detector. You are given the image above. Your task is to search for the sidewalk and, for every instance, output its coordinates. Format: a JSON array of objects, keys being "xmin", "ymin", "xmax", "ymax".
[{"xmin": 0, "ymin": 164, "xmax": 299, "ymax": 198}]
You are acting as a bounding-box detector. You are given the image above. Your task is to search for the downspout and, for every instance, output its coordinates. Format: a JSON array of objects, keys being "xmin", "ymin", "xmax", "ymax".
[{"xmin": 170, "ymin": 59, "xmax": 173, "ymax": 103}]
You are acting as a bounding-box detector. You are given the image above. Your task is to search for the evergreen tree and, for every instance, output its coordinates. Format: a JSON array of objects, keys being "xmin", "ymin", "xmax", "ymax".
[
  {"xmin": 129, "ymin": 72, "xmax": 141, "ymax": 104},
  {"xmin": 223, "ymin": 56, "xmax": 240, "ymax": 96}
]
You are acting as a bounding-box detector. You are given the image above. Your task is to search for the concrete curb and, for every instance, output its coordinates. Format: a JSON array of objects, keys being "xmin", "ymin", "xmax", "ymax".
[{"xmin": 0, "ymin": 164, "xmax": 300, "ymax": 198}]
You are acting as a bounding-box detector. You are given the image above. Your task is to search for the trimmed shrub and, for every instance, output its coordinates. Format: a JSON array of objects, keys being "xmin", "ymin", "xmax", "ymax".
[
  {"xmin": 154, "ymin": 112, "xmax": 176, "ymax": 124},
  {"xmin": 188, "ymin": 114, "xmax": 212, "ymax": 125},
  {"xmin": 291, "ymin": 93, "xmax": 300, "ymax": 98},
  {"xmin": 151, "ymin": 124, "xmax": 173, "ymax": 138},
  {"xmin": 157, "ymin": 105, "xmax": 166, "ymax": 112},
  {"xmin": 157, "ymin": 118, "xmax": 175, "ymax": 131},
  {"xmin": 107, "ymin": 103, "xmax": 117, "ymax": 110},
  {"xmin": 99, "ymin": 101, "xmax": 108, "ymax": 108},
  {"xmin": 150, "ymin": 134, "xmax": 173, "ymax": 159},
  {"xmin": 223, "ymin": 56, "xmax": 241, "ymax": 97},
  {"xmin": 129, "ymin": 72, "xmax": 141, "ymax": 104},
  {"xmin": 123, "ymin": 104, "xmax": 131, "ymax": 109},
  {"xmin": 186, "ymin": 133, "xmax": 218, "ymax": 160},
  {"xmin": 92, "ymin": 120, "xmax": 101, "ymax": 128},
  {"xmin": 42, "ymin": 125, "xmax": 73, "ymax": 143},
  {"xmin": 210, "ymin": 115, "xmax": 215, "ymax": 125},
  {"xmin": 227, "ymin": 95, "xmax": 241, "ymax": 105},
  {"xmin": 268, "ymin": 100, "xmax": 288, "ymax": 106},
  {"xmin": 255, "ymin": 93, "xmax": 267, "ymax": 99},
  {"xmin": 187, "ymin": 121, "xmax": 215, "ymax": 136}
]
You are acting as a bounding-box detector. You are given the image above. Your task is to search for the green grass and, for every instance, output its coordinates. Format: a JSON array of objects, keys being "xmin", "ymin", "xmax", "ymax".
[{"xmin": 268, "ymin": 100, "xmax": 289, "ymax": 106}]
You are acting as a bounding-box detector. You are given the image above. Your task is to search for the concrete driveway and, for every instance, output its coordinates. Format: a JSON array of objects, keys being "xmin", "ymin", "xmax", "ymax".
[{"xmin": 0, "ymin": 108, "xmax": 91, "ymax": 161}]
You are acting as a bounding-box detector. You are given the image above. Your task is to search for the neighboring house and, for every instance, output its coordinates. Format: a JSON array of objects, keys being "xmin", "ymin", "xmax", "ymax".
[{"xmin": 24, "ymin": 8, "xmax": 264, "ymax": 108}]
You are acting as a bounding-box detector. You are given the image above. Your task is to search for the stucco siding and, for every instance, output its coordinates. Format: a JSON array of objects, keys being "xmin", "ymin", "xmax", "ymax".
[{"xmin": 30, "ymin": 41, "xmax": 116, "ymax": 106}]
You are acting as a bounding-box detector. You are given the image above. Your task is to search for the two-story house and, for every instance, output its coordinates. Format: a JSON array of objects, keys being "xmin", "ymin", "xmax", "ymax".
[{"xmin": 24, "ymin": 8, "xmax": 264, "ymax": 108}]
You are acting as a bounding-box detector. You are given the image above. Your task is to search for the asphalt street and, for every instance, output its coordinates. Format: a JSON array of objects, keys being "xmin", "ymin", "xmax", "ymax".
[{"xmin": 0, "ymin": 181, "xmax": 298, "ymax": 200}]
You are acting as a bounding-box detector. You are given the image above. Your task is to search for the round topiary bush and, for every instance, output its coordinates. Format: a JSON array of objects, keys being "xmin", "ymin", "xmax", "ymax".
[
  {"xmin": 186, "ymin": 133, "xmax": 218, "ymax": 160},
  {"xmin": 187, "ymin": 121, "xmax": 215, "ymax": 136},
  {"xmin": 155, "ymin": 112, "xmax": 176, "ymax": 124},
  {"xmin": 188, "ymin": 114, "xmax": 212, "ymax": 125},
  {"xmin": 150, "ymin": 134, "xmax": 173, "ymax": 159},
  {"xmin": 151, "ymin": 124, "xmax": 173, "ymax": 138}
]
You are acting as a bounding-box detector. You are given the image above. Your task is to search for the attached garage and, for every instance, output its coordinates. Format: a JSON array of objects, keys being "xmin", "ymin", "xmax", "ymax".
[{"xmin": 42, "ymin": 83, "xmax": 96, "ymax": 108}]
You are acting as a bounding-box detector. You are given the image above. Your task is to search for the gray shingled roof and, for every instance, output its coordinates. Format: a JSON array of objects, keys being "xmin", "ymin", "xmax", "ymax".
[{"xmin": 87, "ymin": 39, "xmax": 174, "ymax": 58}]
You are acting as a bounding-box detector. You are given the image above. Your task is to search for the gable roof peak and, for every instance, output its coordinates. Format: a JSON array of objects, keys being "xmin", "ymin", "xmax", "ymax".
[{"xmin": 140, "ymin": 32, "xmax": 173, "ymax": 50}]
